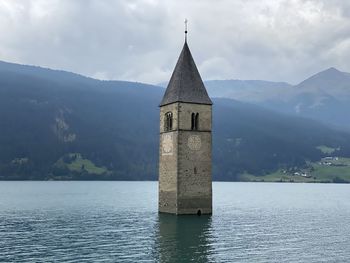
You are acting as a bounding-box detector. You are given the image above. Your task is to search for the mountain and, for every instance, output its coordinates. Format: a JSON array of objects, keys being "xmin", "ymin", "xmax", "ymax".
[
  {"xmin": 0, "ymin": 61, "xmax": 161, "ymax": 180},
  {"xmin": 297, "ymin": 67, "xmax": 350, "ymax": 96},
  {"xmin": 160, "ymin": 79, "xmax": 291, "ymax": 103},
  {"xmin": 205, "ymin": 80, "xmax": 292, "ymax": 102},
  {"xmin": 205, "ymin": 68, "xmax": 350, "ymax": 130},
  {"xmin": 0, "ymin": 60, "xmax": 350, "ymax": 181}
]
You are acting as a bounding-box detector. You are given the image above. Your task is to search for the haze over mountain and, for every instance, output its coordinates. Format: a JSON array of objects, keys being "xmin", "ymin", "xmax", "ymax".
[
  {"xmin": 0, "ymin": 60, "xmax": 350, "ymax": 181},
  {"xmin": 205, "ymin": 67, "xmax": 350, "ymax": 130}
]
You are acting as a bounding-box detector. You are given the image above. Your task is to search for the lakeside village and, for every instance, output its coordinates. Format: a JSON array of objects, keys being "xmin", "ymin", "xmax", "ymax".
[{"xmin": 283, "ymin": 156, "xmax": 343, "ymax": 178}]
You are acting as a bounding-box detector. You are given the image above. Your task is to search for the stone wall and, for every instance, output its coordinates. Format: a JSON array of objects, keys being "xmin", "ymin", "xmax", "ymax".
[
  {"xmin": 159, "ymin": 102, "xmax": 212, "ymax": 215},
  {"xmin": 159, "ymin": 103, "xmax": 178, "ymax": 213}
]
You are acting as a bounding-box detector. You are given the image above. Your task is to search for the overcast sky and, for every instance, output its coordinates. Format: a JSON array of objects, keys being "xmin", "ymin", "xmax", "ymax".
[{"xmin": 1, "ymin": 0, "xmax": 350, "ymax": 84}]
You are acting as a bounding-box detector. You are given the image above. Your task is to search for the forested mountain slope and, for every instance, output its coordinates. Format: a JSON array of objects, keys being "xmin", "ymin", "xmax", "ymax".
[{"xmin": 1, "ymin": 61, "xmax": 349, "ymax": 180}]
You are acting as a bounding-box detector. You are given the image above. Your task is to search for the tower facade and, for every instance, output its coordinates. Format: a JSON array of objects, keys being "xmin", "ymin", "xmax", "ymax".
[{"xmin": 158, "ymin": 41, "xmax": 213, "ymax": 215}]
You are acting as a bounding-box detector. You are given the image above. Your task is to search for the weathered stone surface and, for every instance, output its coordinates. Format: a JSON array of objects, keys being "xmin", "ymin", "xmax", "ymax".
[
  {"xmin": 159, "ymin": 102, "xmax": 212, "ymax": 215},
  {"xmin": 178, "ymin": 103, "xmax": 212, "ymax": 131},
  {"xmin": 159, "ymin": 126, "xmax": 178, "ymax": 214}
]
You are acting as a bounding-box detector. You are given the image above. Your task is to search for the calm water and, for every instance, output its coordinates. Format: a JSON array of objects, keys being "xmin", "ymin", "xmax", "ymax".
[{"xmin": 0, "ymin": 182, "xmax": 349, "ymax": 262}]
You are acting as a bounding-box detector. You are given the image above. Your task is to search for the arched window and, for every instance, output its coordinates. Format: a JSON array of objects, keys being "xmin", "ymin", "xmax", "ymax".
[
  {"xmin": 165, "ymin": 112, "xmax": 173, "ymax": 131},
  {"xmin": 191, "ymin": 113, "xmax": 195, "ymax": 130},
  {"xmin": 191, "ymin": 112, "xmax": 199, "ymax": 130},
  {"xmin": 195, "ymin": 113, "xmax": 199, "ymax": 130}
]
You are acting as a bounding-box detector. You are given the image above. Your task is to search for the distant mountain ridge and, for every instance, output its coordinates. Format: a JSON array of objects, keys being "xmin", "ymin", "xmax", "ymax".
[
  {"xmin": 205, "ymin": 67, "xmax": 350, "ymax": 129},
  {"xmin": 0, "ymin": 60, "xmax": 350, "ymax": 181},
  {"xmin": 205, "ymin": 79, "xmax": 291, "ymax": 102}
]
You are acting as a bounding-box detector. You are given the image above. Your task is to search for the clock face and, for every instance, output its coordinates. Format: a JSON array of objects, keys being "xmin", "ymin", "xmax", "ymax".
[
  {"xmin": 162, "ymin": 134, "xmax": 173, "ymax": 155},
  {"xmin": 188, "ymin": 135, "xmax": 201, "ymax": 151}
]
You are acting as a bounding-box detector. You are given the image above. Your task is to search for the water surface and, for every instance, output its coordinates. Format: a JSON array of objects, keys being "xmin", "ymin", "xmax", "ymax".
[{"xmin": 0, "ymin": 182, "xmax": 349, "ymax": 262}]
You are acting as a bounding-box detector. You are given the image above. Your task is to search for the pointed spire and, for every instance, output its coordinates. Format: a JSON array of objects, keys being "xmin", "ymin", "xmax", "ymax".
[{"xmin": 160, "ymin": 37, "xmax": 212, "ymax": 107}]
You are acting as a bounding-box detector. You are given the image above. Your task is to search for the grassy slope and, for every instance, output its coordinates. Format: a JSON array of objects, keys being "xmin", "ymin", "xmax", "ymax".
[
  {"xmin": 240, "ymin": 157, "xmax": 350, "ymax": 183},
  {"xmin": 55, "ymin": 153, "xmax": 109, "ymax": 175},
  {"xmin": 316, "ymin": 145, "xmax": 338, "ymax": 154}
]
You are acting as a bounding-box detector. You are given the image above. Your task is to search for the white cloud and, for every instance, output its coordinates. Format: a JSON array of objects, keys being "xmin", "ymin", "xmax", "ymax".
[{"xmin": 0, "ymin": 0, "xmax": 350, "ymax": 84}]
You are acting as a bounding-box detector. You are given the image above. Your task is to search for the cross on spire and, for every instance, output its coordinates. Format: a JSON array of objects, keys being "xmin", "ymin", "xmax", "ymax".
[
  {"xmin": 160, "ymin": 29, "xmax": 213, "ymax": 106},
  {"xmin": 184, "ymin": 19, "xmax": 188, "ymax": 42}
]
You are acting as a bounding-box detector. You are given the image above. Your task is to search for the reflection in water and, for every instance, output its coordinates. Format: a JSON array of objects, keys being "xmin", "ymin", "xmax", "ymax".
[{"xmin": 155, "ymin": 214, "xmax": 212, "ymax": 263}]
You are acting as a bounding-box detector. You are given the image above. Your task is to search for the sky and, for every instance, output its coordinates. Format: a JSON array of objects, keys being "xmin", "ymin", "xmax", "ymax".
[{"xmin": 1, "ymin": 0, "xmax": 350, "ymax": 85}]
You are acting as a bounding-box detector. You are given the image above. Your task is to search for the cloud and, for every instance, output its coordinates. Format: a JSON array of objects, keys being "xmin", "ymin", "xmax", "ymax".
[{"xmin": 1, "ymin": 0, "xmax": 350, "ymax": 84}]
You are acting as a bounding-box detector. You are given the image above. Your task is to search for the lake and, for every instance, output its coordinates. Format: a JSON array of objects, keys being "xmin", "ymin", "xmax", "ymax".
[{"xmin": 0, "ymin": 182, "xmax": 349, "ymax": 262}]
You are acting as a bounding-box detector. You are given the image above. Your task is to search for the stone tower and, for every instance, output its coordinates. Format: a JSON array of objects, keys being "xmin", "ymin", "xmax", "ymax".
[{"xmin": 158, "ymin": 38, "xmax": 213, "ymax": 215}]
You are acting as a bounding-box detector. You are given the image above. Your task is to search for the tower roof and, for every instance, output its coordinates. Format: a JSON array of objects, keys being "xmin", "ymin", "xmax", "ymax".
[{"xmin": 160, "ymin": 42, "xmax": 213, "ymax": 106}]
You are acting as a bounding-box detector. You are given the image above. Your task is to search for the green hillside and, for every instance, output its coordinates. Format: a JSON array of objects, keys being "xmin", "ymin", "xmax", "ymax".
[{"xmin": 1, "ymin": 60, "xmax": 350, "ymax": 181}]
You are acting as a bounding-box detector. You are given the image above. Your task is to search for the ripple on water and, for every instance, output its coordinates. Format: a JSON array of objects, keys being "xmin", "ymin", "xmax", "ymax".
[{"xmin": 0, "ymin": 182, "xmax": 350, "ymax": 262}]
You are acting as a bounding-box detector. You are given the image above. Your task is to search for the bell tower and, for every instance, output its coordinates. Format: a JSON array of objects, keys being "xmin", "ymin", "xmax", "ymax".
[{"xmin": 158, "ymin": 26, "xmax": 213, "ymax": 215}]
